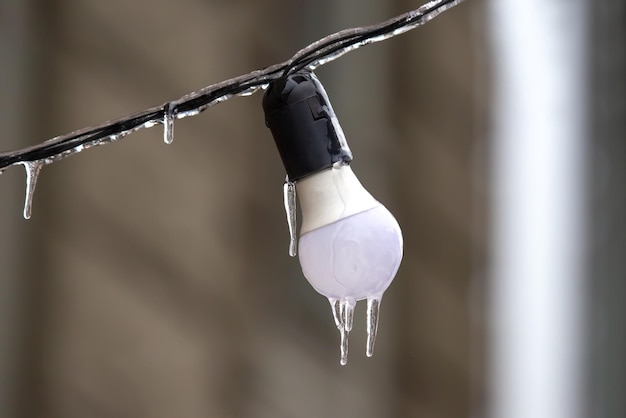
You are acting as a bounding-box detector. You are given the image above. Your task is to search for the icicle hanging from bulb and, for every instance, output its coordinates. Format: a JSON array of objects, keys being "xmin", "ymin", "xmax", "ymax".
[{"xmin": 263, "ymin": 71, "xmax": 403, "ymax": 365}]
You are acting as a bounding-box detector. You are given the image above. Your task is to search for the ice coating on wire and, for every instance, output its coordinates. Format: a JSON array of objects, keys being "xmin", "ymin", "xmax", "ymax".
[{"xmin": 0, "ymin": 0, "xmax": 463, "ymax": 218}]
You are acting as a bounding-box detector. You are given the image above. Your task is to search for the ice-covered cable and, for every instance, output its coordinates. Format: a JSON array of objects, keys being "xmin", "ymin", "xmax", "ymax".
[{"xmin": 0, "ymin": 0, "xmax": 462, "ymax": 173}]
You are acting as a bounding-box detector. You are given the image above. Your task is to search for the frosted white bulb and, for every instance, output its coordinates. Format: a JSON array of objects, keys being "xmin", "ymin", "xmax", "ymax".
[
  {"xmin": 296, "ymin": 164, "xmax": 403, "ymax": 364},
  {"xmin": 298, "ymin": 204, "xmax": 402, "ymax": 300}
]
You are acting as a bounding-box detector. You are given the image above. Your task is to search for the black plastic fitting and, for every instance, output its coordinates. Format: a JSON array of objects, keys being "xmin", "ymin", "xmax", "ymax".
[{"xmin": 262, "ymin": 71, "xmax": 353, "ymax": 182}]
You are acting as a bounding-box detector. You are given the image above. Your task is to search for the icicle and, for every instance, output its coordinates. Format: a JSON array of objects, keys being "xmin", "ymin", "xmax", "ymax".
[
  {"xmin": 339, "ymin": 325, "xmax": 349, "ymax": 366},
  {"xmin": 328, "ymin": 298, "xmax": 355, "ymax": 365},
  {"xmin": 21, "ymin": 161, "xmax": 44, "ymax": 219},
  {"xmin": 163, "ymin": 103, "xmax": 175, "ymax": 145},
  {"xmin": 343, "ymin": 299, "xmax": 355, "ymax": 332},
  {"xmin": 366, "ymin": 295, "xmax": 382, "ymax": 357},
  {"xmin": 283, "ymin": 177, "xmax": 297, "ymax": 257},
  {"xmin": 329, "ymin": 298, "xmax": 342, "ymax": 329}
]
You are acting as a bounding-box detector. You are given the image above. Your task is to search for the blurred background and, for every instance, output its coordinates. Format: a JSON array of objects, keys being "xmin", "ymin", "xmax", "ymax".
[{"xmin": 0, "ymin": 0, "xmax": 623, "ymax": 417}]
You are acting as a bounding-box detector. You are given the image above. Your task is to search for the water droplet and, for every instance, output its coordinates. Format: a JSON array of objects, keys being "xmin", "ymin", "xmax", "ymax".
[
  {"xmin": 238, "ymin": 86, "xmax": 258, "ymax": 97},
  {"xmin": 366, "ymin": 295, "xmax": 382, "ymax": 357},
  {"xmin": 21, "ymin": 160, "xmax": 44, "ymax": 219},
  {"xmin": 163, "ymin": 103, "xmax": 175, "ymax": 145},
  {"xmin": 176, "ymin": 107, "xmax": 204, "ymax": 119},
  {"xmin": 237, "ymin": 84, "xmax": 269, "ymax": 97},
  {"xmin": 283, "ymin": 178, "xmax": 297, "ymax": 256},
  {"xmin": 108, "ymin": 131, "xmax": 131, "ymax": 143}
]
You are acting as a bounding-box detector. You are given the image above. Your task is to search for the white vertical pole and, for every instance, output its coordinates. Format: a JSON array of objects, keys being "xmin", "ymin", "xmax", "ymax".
[{"xmin": 488, "ymin": 2, "xmax": 588, "ymax": 418}]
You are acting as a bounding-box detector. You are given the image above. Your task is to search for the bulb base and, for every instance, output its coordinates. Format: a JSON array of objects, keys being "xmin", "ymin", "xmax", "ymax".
[{"xmin": 297, "ymin": 165, "xmax": 378, "ymax": 234}]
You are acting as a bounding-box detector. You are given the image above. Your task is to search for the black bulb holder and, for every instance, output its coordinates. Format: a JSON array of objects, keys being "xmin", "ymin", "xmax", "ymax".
[{"xmin": 262, "ymin": 71, "xmax": 353, "ymax": 182}]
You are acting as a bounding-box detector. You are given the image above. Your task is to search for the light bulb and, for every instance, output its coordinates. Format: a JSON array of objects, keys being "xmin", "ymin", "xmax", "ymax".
[
  {"xmin": 263, "ymin": 71, "xmax": 403, "ymax": 365},
  {"xmin": 298, "ymin": 165, "xmax": 403, "ymax": 364}
]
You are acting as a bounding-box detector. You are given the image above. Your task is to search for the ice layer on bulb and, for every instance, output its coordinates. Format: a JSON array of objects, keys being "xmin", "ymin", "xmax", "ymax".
[{"xmin": 298, "ymin": 204, "xmax": 403, "ymax": 301}]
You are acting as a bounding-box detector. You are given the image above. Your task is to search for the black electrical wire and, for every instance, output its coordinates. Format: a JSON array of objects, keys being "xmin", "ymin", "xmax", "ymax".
[{"xmin": 0, "ymin": 0, "xmax": 463, "ymax": 171}]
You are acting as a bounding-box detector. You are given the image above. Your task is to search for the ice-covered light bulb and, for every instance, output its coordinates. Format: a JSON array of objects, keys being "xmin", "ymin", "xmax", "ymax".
[
  {"xmin": 298, "ymin": 165, "xmax": 403, "ymax": 364},
  {"xmin": 263, "ymin": 71, "xmax": 403, "ymax": 365}
]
